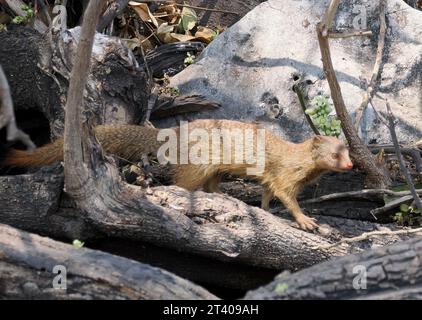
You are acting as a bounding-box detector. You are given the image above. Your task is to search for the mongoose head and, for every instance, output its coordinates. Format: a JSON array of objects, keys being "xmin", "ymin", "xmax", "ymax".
[{"xmin": 312, "ymin": 136, "xmax": 353, "ymax": 172}]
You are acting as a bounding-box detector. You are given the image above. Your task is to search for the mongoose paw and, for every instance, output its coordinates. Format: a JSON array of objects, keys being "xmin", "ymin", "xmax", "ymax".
[{"xmin": 295, "ymin": 215, "xmax": 319, "ymax": 231}]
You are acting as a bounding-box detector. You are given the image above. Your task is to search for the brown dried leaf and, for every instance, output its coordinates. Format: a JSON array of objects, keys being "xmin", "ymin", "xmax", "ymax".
[
  {"xmin": 155, "ymin": 4, "xmax": 180, "ymax": 24},
  {"xmin": 194, "ymin": 26, "xmax": 215, "ymax": 44},
  {"xmin": 129, "ymin": 1, "xmax": 158, "ymax": 27}
]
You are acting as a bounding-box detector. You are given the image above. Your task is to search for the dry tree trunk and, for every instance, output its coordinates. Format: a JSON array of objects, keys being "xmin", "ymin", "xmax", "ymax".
[{"xmin": 0, "ymin": 223, "xmax": 217, "ymax": 299}]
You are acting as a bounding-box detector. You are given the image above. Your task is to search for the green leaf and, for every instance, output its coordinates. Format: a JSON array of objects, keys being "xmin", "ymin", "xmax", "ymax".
[
  {"xmin": 179, "ymin": 7, "xmax": 197, "ymax": 32},
  {"xmin": 274, "ymin": 283, "xmax": 289, "ymax": 295},
  {"xmin": 73, "ymin": 239, "xmax": 85, "ymax": 248},
  {"xmin": 400, "ymin": 204, "xmax": 410, "ymax": 213}
]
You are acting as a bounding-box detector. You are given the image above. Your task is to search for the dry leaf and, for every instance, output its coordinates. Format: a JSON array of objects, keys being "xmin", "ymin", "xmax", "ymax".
[
  {"xmin": 121, "ymin": 36, "xmax": 153, "ymax": 51},
  {"xmin": 168, "ymin": 33, "xmax": 196, "ymax": 43},
  {"xmin": 194, "ymin": 26, "xmax": 215, "ymax": 44},
  {"xmin": 155, "ymin": 4, "xmax": 180, "ymax": 24},
  {"xmin": 129, "ymin": 1, "xmax": 158, "ymax": 27}
]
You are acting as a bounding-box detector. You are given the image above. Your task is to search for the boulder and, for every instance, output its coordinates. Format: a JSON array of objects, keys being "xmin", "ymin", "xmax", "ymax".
[{"xmin": 165, "ymin": 0, "xmax": 422, "ymax": 144}]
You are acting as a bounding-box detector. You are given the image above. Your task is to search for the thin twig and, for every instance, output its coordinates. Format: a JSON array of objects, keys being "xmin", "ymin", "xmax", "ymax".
[
  {"xmin": 176, "ymin": 3, "xmax": 238, "ymax": 15},
  {"xmin": 36, "ymin": 0, "xmax": 52, "ymax": 27},
  {"xmin": 131, "ymin": 0, "xmax": 239, "ymax": 15},
  {"xmin": 321, "ymin": 0, "xmax": 340, "ymax": 34},
  {"xmin": 354, "ymin": 0, "xmax": 386, "ymax": 131},
  {"xmin": 314, "ymin": 227, "xmax": 422, "ymax": 250},
  {"xmin": 328, "ymin": 30, "xmax": 372, "ymax": 38},
  {"xmin": 293, "ymin": 83, "xmax": 320, "ymax": 135},
  {"xmin": 370, "ymin": 195, "xmax": 414, "ymax": 216},
  {"xmin": 386, "ymin": 102, "xmax": 422, "ymax": 213},
  {"xmin": 269, "ymin": 188, "xmax": 422, "ymax": 215},
  {"xmin": 139, "ymin": 44, "xmax": 153, "ymax": 83},
  {"xmin": 144, "ymin": 85, "xmax": 158, "ymax": 123}
]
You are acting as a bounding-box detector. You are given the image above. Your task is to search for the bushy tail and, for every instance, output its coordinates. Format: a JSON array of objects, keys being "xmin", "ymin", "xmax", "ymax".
[{"xmin": 0, "ymin": 138, "xmax": 64, "ymax": 168}]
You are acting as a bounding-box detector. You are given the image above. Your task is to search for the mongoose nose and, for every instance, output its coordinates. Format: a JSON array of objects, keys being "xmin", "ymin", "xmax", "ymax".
[{"xmin": 346, "ymin": 162, "xmax": 353, "ymax": 169}]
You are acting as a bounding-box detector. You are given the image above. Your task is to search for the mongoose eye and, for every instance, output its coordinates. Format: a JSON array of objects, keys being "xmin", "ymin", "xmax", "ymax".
[{"xmin": 331, "ymin": 153, "xmax": 340, "ymax": 160}]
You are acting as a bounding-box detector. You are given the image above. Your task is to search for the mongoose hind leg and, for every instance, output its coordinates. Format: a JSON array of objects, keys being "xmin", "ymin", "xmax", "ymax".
[
  {"xmin": 172, "ymin": 165, "xmax": 218, "ymax": 192},
  {"xmin": 261, "ymin": 188, "xmax": 274, "ymax": 211},
  {"xmin": 203, "ymin": 174, "xmax": 222, "ymax": 193}
]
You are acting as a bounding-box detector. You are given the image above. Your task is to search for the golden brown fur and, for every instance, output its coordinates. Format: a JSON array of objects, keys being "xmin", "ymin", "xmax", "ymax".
[{"xmin": 1, "ymin": 120, "xmax": 353, "ymax": 231}]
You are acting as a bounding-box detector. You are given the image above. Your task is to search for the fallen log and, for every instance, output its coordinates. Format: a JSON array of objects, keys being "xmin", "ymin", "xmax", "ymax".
[
  {"xmin": 0, "ymin": 166, "xmax": 413, "ymax": 271},
  {"xmin": 0, "ymin": 223, "xmax": 216, "ymax": 299},
  {"xmin": 244, "ymin": 236, "xmax": 422, "ymax": 300}
]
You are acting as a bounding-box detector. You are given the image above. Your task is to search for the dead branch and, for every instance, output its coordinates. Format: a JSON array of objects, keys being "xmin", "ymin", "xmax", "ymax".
[
  {"xmin": 245, "ymin": 236, "xmax": 422, "ymax": 300},
  {"xmin": 354, "ymin": 0, "xmax": 387, "ymax": 131},
  {"xmin": 293, "ymin": 82, "xmax": 320, "ymax": 135},
  {"xmin": 328, "ymin": 30, "xmax": 372, "ymax": 38},
  {"xmin": 0, "ymin": 223, "xmax": 217, "ymax": 299},
  {"xmin": 313, "ymin": 227, "xmax": 422, "ymax": 250},
  {"xmin": 63, "ymin": 0, "xmax": 102, "ymax": 195},
  {"xmin": 144, "ymin": 85, "xmax": 158, "ymax": 123},
  {"xmin": 386, "ymin": 102, "xmax": 422, "ymax": 213},
  {"xmin": 320, "ymin": 0, "xmax": 340, "ymax": 33},
  {"xmin": 97, "ymin": 0, "xmax": 130, "ymax": 32},
  {"xmin": 270, "ymin": 188, "xmax": 422, "ymax": 215},
  {"xmin": 370, "ymin": 195, "xmax": 414, "ymax": 217},
  {"xmin": 316, "ymin": 0, "xmax": 391, "ymax": 188}
]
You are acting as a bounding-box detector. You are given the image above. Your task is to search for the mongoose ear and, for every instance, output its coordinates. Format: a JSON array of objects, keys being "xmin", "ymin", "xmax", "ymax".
[{"xmin": 313, "ymin": 135, "xmax": 325, "ymax": 145}]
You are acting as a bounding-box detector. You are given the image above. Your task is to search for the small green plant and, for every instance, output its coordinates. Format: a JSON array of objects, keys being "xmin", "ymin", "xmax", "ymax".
[
  {"xmin": 393, "ymin": 203, "xmax": 422, "ymax": 226},
  {"xmin": 305, "ymin": 95, "xmax": 341, "ymax": 137},
  {"xmin": 169, "ymin": 86, "xmax": 180, "ymax": 96},
  {"xmin": 12, "ymin": 5, "xmax": 34, "ymax": 25},
  {"xmin": 184, "ymin": 52, "xmax": 196, "ymax": 66},
  {"xmin": 72, "ymin": 239, "xmax": 85, "ymax": 248},
  {"xmin": 211, "ymin": 29, "xmax": 220, "ymax": 41},
  {"xmin": 274, "ymin": 283, "xmax": 289, "ymax": 295}
]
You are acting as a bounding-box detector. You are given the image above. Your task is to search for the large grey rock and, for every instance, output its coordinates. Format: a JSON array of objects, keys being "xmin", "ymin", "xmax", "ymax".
[{"xmin": 164, "ymin": 0, "xmax": 422, "ymax": 144}]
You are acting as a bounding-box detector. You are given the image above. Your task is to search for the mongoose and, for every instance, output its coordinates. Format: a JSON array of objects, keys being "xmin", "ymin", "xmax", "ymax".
[{"xmin": 0, "ymin": 119, "xmax": 353, "ymax": 231}]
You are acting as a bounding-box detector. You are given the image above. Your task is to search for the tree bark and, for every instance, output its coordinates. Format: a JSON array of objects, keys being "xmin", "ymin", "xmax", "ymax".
[
  {"xmin": 244, "ymin": 236, "xmax": 422, "ymax": 300},
  {"xmin": 0, "ymin": 27, "xmax": 149, "ymax": 138},
  {"xmin": 0, "ymin": 167, "xmax": 413, "ymax": 271},
  {"xmin": 0, "ymin": 223, "xmax": 217, "ymax": 299}
]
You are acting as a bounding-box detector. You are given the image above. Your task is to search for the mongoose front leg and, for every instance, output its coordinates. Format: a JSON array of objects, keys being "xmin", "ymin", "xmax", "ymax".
[
  {"xmin": 273, "ymin": 190, "xmax": 318, "ymax": 231},
  {"xmin": 261, "ymin": 188, "xmax": 273, "ymax": 211}
]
